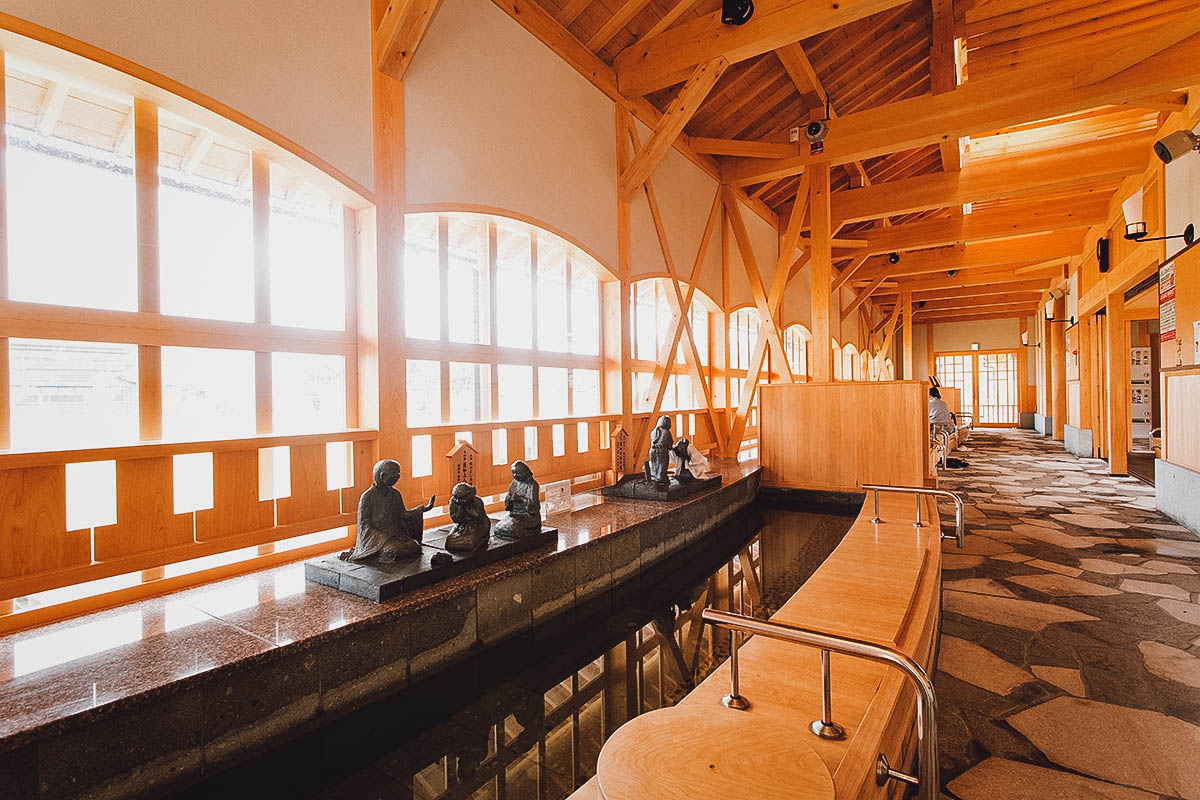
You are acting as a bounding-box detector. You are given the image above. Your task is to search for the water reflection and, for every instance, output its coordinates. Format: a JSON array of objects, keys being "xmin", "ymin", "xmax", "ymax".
[{"xmin": 180, "ymin": 506, "xmax": 852, "ymax": 800}]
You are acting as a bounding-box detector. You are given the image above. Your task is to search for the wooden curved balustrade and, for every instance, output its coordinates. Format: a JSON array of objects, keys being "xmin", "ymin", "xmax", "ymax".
[{"xmin": 578, "ymin": 488, "xmax": 944, "ymax": 799}]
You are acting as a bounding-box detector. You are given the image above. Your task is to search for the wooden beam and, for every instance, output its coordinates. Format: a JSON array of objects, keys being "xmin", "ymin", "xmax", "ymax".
[
  {"xmin": 853, "ymin": 230, "xmax": 1088, "ymax": 281},
  {"xmin": 1075, "ymin": 16, "xmax": 1200, "ymax": 87},
  {"xmin": 614, "ymin": 0, "xmax": 910, "ymax": 95},
  {"xmin": 898, "ymin": 262, "xmax": 1063, "ymax": 290},
  {"xmin": 841, "ymin": 276, "xmax": 886, "ymax": 322},
  {"xmin": 876, "ymin": 281, "xmax": 1052, "ymax": 303},
  {"xmin": 1123, "ymin": 91, "xmax": 1189, "ymax": 113},
  {"xmin": 375, "ymin": 0, "xmax": 445, "ymax": 79},
  {"xmin": 859, "ymin": 201, "xmax": 1109, "ymax": 256},
  {"xmin": 912, "ymin": 302, "xmax": 1040, "ymax": 322},
  {"xmin": 720, "ymin": 29, "xmax": 1200, "ymax": 185},
  {"xmin": 775, "ymin": 43, "xmax": 826, "ymax": 109},
  {"xmin": 639, "ymin": 0, "xmax": 702, "ymax": 42},
  {"xmin": 931, "ymin": 0, "xmax": 959, "ymax": 172},
  {"xmin": 722, "ymin": 186, "xmax": 795, "ymax": 381},
  {"xmin": 875, "ymin": 304, "xmax": 902, "ymax": 373},
  {"xmin": 900, "ymin": 287, "xmax": 913, "ymax": 379},
  {"xmin": 809, "ymin": 161, "xmax": 833, "ymax": 382},
  {"xmin": 620, "ymin": 58, "xmax": 727, "ymax": 198},
  {"xmin": 911, "ymin": 308, "xmax": 1037, "ymax": 324},
  {"xmin": 898, "ymin": 293, "xmax": 1045, "ymax": 314},
  {"xmin": 587, "ymin": 0, "xmax": 656, "ymax": 52},
  {"xmin": 829, "ymin": 133, "xmax": 1150, "ymax": 225},
  {"xmin": 36, "ymin": 82, "xmax": 67, "ymax": 137},
  {"xmin": 690, "ymin": 137, "xmax": 798, "ymax": 158},
  {"xmin": 830, "ymin": 253, "xmax": 870, "ymax": 293}
]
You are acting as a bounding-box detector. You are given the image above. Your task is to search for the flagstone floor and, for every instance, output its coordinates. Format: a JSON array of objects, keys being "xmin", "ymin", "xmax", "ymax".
[{"xmin": 934, "ymin": 429, "xmax": 1200, "ymax": 800}]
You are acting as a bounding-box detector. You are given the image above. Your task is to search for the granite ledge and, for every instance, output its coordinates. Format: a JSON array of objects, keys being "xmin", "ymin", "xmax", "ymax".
[{"xmin": 0, "ymin": 460, "xmax": 761, "ymax": 759}]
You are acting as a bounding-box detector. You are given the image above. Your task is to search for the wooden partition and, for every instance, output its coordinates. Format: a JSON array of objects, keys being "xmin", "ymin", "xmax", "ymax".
[
  {"xmin": 759, "ymin": 381, "xmax": 929, "ymax": 491},
  {"xmin": 1163, "ymin": 366, "xmax": 1200, "ymax": 473},
  {"xmin": 941, "ymin": 386, "xmax": 960, "ymax": 416},
  {"xmin": 0, "ymin": 430, "xmax": 377, "ymax": 632}
]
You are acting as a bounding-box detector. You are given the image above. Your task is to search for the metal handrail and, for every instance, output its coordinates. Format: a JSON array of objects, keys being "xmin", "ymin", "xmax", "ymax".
[
  {"xmin": 702, "ymin": 609, "xmax": 940, "ymax": 800},
  {"xmin": 861, "ymin": 484, "xmax": 965, "ymax": 548}
]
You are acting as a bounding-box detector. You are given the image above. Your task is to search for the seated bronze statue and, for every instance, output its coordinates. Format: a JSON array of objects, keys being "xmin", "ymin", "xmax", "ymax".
[
  {"xmin": 444, "ymin": 482, "xmax": 492, "ymax": 552},
  {"xmin": 340, "ymin": 459, "xmax": 434, "ymax": 563},
  {"xmin": 494, "ymin": 460, "xmax": 541, "ymax": 539}
]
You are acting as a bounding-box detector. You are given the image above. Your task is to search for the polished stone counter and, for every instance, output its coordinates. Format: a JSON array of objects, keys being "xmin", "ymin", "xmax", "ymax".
[{"xmin": 0, "ymin": 460, "xmax": 760, "ymax": 799}]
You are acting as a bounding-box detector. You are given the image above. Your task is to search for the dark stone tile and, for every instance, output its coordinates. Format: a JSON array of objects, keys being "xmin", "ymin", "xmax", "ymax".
[
  {"xmin": 318, "ymin": 617, "xmax": 409, "ymax": 715},
  {"xmin": 0, "ymin": 743, "xmax": 37, "ymax": 800},
  {"xmin": 476, "ymin": 570, "xmax": 532, "ymax": 646},
  {"xmin": 202, "ymin": 648, "xmax": 320, "ymax": 768},
  {"xmin": 409, "ymin": 593, "xmax": 478, "ymax": 682},
  {"xmin": 531, "ymin": 551, "xmax": 576, "ymax": 622},
  {"xmin": 39, "ymin": 686, "xmax": 203, "ymax": 798},
  {"xmin": 575, "ymin": 537, "xmax": 612, "ymax": 602}
]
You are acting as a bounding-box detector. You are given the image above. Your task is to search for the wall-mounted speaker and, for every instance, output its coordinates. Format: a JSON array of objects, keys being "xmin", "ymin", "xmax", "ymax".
[{"xmin": 1096, "ymin": 236, "xmax": 1110, "ymax": 273}]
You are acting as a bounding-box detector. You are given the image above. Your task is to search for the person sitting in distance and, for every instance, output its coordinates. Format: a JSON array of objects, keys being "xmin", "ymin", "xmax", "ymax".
[{"xmin": 929, "ymin": 387, "xmax": 956, "ymax": 440}]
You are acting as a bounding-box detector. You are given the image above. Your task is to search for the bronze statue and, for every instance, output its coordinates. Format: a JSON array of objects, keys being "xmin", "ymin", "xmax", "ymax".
[
  {"xmin": 494, "ymin": 460, "xmax": 541, "ymax": 539},
  {"xmin": 444, "ymin": 482, "xmax": 492, "ymax": 552},
  {"xmin": 644, "ymin": 415, "xmax": 673, "ymax": 489},
  {"xmin": 340, "ymin": 459, "xmax": 434, "ymax": 563}
]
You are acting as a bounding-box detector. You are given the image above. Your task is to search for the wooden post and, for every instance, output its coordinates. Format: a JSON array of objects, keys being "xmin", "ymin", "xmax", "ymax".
[
  {"xmin": 926, "ymin": 323, "xmax": 935, "ymax": 382},
  {"xmin": 1077, "ymin": 312, "xmax": 1094, "ymax": 446},
  {"xmin": 0, "ymin": 52, "xmax": 7, "ymax": 451},
  {"xmin": 1041, "ymin": 311, "xmax": 1053, "ymax": 424},
  {"xmin": 900, "ymin": 288, "xmax": 913, "ymax": 380},
  {"xmin": 616, "ymin": 106, "xmax": 634, "ymax": 464},
  {"xmin": 1050, "ymin": 297, "xmax": 1066, "ymax": 441},
  {"xmin": 133, "ymin": 99, "xmax": 162, "ymax": 441},
  {"xmin": 1105, "ymin": 291, "xmax": 1128, "ymax": 475},
  {"xmin": 370, "ymin": 0, "xmax": 409, "ymax": 473},
  {"xmin": 809, "ymin": 162, "xmax": 832, "ymax": 382}
]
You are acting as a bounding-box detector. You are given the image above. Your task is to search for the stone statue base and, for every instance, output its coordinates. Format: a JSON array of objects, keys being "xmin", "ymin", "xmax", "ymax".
[
  {"xmin": 306, "ymin": 523, "xmax": 558, "ymax": 602},
  {"xmin": 601, "ymin": 473, "xmax": 722, "ymax": 501}
]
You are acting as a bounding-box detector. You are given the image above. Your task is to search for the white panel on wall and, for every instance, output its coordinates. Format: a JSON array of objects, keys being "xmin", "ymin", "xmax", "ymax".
[{"xmin": 3, "ymin": 0, "xmax": 373, "ymax": 190}]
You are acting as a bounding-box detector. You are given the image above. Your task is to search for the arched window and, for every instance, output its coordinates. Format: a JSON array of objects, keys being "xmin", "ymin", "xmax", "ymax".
[
  {"xmin": 842, "ymin": 344, "xmax": 858, "ymax": 382},
  {"xmin": 783, "ymin": 324, "xmax": 810, "ymax": 380},
  {"xmin": 629, "ymin": 277, "xmax": 716, "ymax": 412},
  {"xmin": 883, "ymin": 358, "xmax": 895, "ymax": 380},
  {"xmin": 832, "ymin": 338, "xmax": 842, "ymax": 380},
  {"xmin": 404, "ymin": 212, "xmax": 608, "ymax": 436}
]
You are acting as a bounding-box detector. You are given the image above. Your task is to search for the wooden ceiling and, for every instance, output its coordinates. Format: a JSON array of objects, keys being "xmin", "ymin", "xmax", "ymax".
[{"xmin": 509, "ymin": 0, "xmax": 1198, "ymax": 324}]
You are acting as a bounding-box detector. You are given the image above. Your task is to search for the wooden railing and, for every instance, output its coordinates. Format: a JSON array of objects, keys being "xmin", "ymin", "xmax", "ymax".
[{"xmin": 0, "ymin": 429, "xmax": 378, "ymax": 632}]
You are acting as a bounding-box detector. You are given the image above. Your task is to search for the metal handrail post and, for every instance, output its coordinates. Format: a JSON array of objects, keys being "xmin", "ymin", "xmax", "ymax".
[
  {"xmin": 870, "ymin": 489, "xmax": 883, "ymax": 524},
  {"xmin": 702, "ymin": 609, "xmax": 939, "ymax": 800},
  {"xmin": 861, "ymin": 484, "xmax": 965, "ymax": 548}
]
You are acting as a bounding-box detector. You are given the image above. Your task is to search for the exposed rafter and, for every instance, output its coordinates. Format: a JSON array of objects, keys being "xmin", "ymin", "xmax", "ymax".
[{"xmin": 375, "ymin": 0, "xmax": 444, "ymax": 79}]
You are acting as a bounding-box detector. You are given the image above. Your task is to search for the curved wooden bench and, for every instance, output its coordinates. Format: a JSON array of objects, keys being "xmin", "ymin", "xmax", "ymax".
[{"xmin": 588, "ymin": 490, "xmax": 944, "ymax": 799}]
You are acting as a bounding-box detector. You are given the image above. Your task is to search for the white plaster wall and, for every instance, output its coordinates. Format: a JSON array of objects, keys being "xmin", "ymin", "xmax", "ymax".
[
  {"xmin": 406, "ymin": 0, "xmax": 618, "ymax": 273},
  {"xmin": 1166, "ymin": 149, "xmax": 1200, "ymax": 237},
  {"xmin": 932, "ymin": 318, "xmax": 1020, "ymax": 351},
  {"xmin": 4, "ymin": 0, "xmax": 373, "ymax": 190}
]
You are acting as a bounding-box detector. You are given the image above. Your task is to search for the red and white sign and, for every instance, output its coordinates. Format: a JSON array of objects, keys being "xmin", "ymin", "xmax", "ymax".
[{"xmin": 1160, "ymin": 260, "xmax": 1176, "ymax": 343}]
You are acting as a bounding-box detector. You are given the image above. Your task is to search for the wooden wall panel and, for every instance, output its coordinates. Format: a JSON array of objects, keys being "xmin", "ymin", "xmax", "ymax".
[
  {"xmin": 93, "ymin": 457, "xmax": 193, "ymax": 560},
  {"xmin": 760, "ymin": 382, "xmax": 928, "ymax": 491},
  {"xmin": 0, "ymin": 467, "xmax": 90, "ymax": 580},
  {"xmin": 277, "ymin": 443, "xmax": 341, "ymax": 526},
  {"xmin": 195, "ymin": 450, "xmax": 274, "ymax": 540}
]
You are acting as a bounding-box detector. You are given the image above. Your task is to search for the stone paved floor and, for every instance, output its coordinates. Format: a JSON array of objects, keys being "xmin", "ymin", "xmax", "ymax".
[{"xmin": 935, "ymin": 429, "xmax": 1200, "ymax": 800}]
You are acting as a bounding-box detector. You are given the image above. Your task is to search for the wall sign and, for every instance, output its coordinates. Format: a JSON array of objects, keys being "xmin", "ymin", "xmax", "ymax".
[{"xmin": 1160, "ymin": 260, "xmax": 1176, "ymax": 343}]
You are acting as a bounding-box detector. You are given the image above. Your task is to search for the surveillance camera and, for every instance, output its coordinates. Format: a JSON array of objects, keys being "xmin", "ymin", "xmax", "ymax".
[
  {"xmin": 918, "ymin": 300, "xmax": 926, "ymax": 309},
  {"xmin": 946, "ymin": 269, "xmax": 958, "ymax": 277},
  {"xmin": 804, "ymin": 120, "xmax": 828, "ymax": 144},
  {"xmin": 888, "ymin": 252, "xmax": 900, "ymax": 264},
  {"xmin": 1154, "ymin": 130, "xmax": 1200, "ymax": 164}
]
